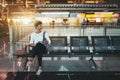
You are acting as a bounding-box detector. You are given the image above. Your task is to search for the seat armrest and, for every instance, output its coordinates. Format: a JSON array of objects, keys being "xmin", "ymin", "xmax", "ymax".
[{"xmin": 25, "ymin": 45, "xmax": 30, "ymax": 53}]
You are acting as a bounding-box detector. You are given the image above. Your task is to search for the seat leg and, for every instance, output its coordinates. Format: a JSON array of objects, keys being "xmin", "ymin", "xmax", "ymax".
[{"xmin": 89, "ymin": 55, "xmax": 97, "ymax": 69}]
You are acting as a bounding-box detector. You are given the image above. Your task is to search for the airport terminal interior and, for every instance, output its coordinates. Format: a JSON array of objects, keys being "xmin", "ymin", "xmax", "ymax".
[{"xmin": 0, "ymin": 0, "xmax": 120, "ymax": 80}]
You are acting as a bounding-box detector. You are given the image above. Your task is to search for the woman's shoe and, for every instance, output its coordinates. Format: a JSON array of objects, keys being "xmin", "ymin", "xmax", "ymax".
[{"xmin": 36, "ymin": 67, "xmax": 42, "ymax": 75}]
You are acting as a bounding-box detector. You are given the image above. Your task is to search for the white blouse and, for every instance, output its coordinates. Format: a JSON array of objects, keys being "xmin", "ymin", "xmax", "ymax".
[{"xmin": 29, "ymin": 30, "xmax": 51, "ymax": 44}]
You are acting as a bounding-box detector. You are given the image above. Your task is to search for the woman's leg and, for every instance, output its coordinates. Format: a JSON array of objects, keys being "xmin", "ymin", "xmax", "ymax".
[
  {"xmin": 32, "ymin": 43, "xmax": 47, "ymax": 67},
  {"xmin": 32, "ymin": 43, "xmax": 47, "ymax": 75}
]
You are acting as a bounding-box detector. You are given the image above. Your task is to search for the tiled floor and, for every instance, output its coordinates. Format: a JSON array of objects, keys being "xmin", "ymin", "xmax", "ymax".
[
  {"xmin": 0, "ymin": 56, "xmax": 120, "ymax": 72},
  {"xmin": 0, "ymin": 54, "xmax": 120, "ymax": 80}
]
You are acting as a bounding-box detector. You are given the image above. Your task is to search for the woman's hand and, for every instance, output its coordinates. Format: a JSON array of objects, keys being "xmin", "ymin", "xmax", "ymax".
[{"xmin": 42, "ymin": 41, "xmax": 48, "ymax": 44}]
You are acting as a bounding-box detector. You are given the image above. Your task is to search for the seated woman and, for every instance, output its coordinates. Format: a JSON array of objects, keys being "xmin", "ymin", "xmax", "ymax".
[{"xmin": 28, "ymin": 21, "xmax": 51, "ymax": 75}]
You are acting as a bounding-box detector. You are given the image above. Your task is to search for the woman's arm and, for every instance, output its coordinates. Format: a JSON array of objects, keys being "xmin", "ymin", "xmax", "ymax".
[{"xmin": 45, "ymin": 32, "xmax": 51, "ymax": 44}]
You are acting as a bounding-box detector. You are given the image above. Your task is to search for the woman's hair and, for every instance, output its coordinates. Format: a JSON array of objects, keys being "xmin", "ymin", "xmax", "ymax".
[{"xmin": 34, "ymin": 21, "xmax": 42, "ymax": 28}]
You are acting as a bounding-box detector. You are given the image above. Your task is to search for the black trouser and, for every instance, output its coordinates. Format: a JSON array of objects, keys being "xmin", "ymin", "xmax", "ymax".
[{"xmin": 32, "ymin": 43, "xmax": 47, "ymax": 66}]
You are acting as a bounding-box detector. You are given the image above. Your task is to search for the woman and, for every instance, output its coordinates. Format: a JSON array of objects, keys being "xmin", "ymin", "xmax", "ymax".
[{"xmin": 29, "ymin": 21, "xmax": 51, "ymax": 75}]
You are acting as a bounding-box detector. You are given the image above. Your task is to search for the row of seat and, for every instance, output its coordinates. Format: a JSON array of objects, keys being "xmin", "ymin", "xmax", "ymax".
[
  {"xmin": 15, "ymin": 36, "xmax": 120, "ymax": 71},
  {"xmin": 49, "ymin": 36, "xmax": 120, "ymax": 55}
]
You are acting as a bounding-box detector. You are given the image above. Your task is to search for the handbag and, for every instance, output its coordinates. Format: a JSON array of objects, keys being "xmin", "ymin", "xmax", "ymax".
[{"xmin": 43, "ymin": 31, "xmax": 52, "ymax": 52}]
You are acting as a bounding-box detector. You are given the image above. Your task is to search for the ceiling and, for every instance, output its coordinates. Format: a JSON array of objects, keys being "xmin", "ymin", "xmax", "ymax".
[{"xmin": 0, "ymin": 0, "xmax": 120, "ymax": 18}]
